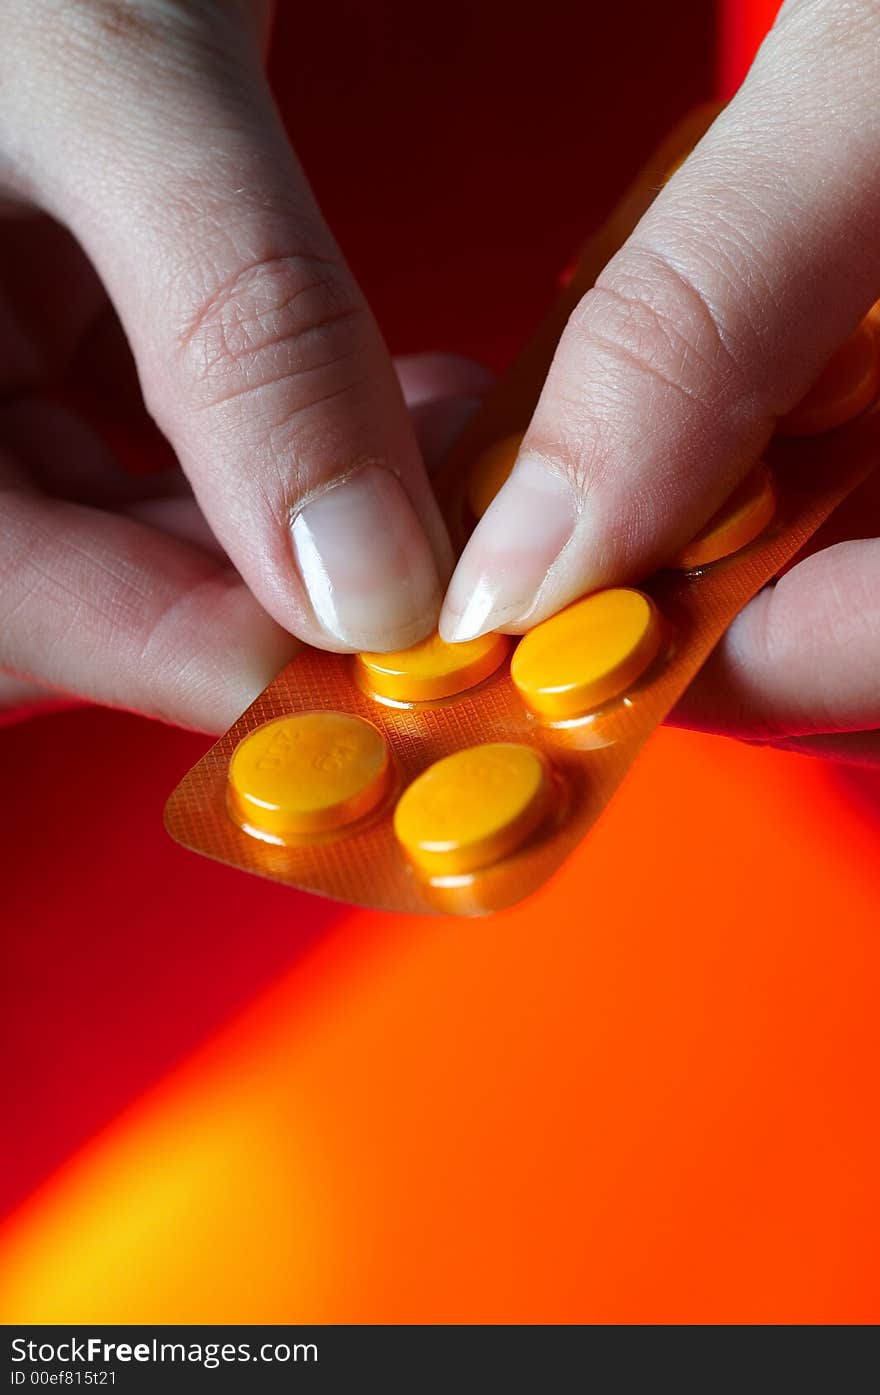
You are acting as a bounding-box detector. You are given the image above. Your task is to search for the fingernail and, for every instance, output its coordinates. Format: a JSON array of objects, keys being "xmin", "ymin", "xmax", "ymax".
[
  {"xmin": 291, "ymin": 464, "xmax": 442, "ymax": 649},
  {"xmin": 439, "ymin": 456, "xmax": 579, "ymax": 642}
]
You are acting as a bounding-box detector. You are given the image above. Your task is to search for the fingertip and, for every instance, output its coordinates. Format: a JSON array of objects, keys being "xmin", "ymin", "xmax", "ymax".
[
  {"xmin": 671, "ymin": 539, "xmax": 880, "ymax": 742},
  {"xmin": 289, "ymin": 464, "xmax": 444, "ymax": 653},
  {"xmin": 439, "ymin": 455, "xmax": 581, "ymax": 642}
]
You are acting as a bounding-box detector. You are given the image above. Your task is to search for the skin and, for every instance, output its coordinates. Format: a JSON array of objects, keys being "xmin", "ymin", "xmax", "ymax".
[{"xmin": 1, "ymin": 0, "xmax": 878, "ymax": 764}]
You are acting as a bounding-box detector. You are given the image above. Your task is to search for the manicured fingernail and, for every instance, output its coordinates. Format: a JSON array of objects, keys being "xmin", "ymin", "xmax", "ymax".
[
  {"xmin": 291, "ymin": 464, "xmax": 442, "ymax": 649},
  {"xmin": 439, "ymin": 455, "xmax": 579, "ymax": 642}
]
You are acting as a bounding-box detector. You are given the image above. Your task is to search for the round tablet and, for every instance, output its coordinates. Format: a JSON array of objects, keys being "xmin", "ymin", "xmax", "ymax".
[
  {"xmin": 228, "ymin": 711, "xmax": 390, "ymax": 841},
  {"xmin": 466, "ymin": 433, "xmax": 523, "ymax": 519},
  {"xmin": 511, "ymin": 588, "xmax": 662, "ymax": 720},
  {"xmin": 671, "ymin": 464, "xmax": 776, "ymax": 570},
  {"xmin": 393, "ymin": 742, "xmax": 551, "ymax": 876},
  {"xmin": 355, "ymin": 630, "xmax": 509, "ymax": 703},
  {"xmin": 777, "ymin": 318, "xmax": 880, "ymax": 436}
]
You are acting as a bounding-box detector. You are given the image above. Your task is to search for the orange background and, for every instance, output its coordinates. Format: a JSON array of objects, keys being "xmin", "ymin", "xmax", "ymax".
[{"xmin": 3, "ymin": 0, "xmax": 879, "ymax": 1324}]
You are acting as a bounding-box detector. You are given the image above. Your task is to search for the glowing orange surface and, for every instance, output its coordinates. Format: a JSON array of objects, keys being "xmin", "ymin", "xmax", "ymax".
[{"xmin": 1, "ymin": 727, "xmax": 878, "ymax": 1323}]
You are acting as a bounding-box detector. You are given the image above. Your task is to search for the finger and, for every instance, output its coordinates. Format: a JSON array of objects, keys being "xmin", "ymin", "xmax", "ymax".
[
  {"xmin": 3, "ymin": 363, "xmax": 487, "ymax": 581},
  {"xmin": 4, "ymin": 352, "xmax": 491, "ymax": 506},
  {"xmin": 440, "ymin": 0, "xmax": 880, "ymax": 640},
  {"xmin": 754, "ymin": 731, "xmax": 880, "ymax": 768},
  {"xmin": 671, "ymin": 538, "xmax": 880, "ymax": 743},
  {"xmin": 0, "ymin": 397, "xmax": 185, "ymax": 505},
  {"xmin": 0, "ymin": 672, "xmax": 84, "ymax": 723},
  {"xmin": 122, "ymin": 496, "xmax": 224, "ymax": 555},
  {"xmin": 48, "ymin": 402, "xmax": 485, "ymax": 555},
  {"xmin": 0, "ymin": 478, "xmax": 296, "ymax": 732},
  {"xmin": 394, "ymin": 353, "xmax": 495, "ymax": 470},
  {"xmin": 5, "ymin": 1, "xmax": 451, "ymax": 653},
  {"xmin": 395, "ymin": 353, "xmax": 495, "ymax": 471},
  {"xmin": 410, "ymin": 394, "xmax": 486, "ymax": 474},
  {"xmin": 394, "ymin": 353, "xmax": 496, "ymax": 407}
]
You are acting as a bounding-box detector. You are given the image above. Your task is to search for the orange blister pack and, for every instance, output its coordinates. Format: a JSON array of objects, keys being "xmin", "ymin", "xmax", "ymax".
[{"xmin": 165, "ymin": 105, "xmax": 880, "ymax": 916}]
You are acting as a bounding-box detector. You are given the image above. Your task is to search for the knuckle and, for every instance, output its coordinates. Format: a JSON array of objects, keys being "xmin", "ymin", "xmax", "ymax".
[
  {"xmin": 776, "ymin": 0, "xmax": 880, "ymax": 74},
  {"xmin": 539, "ymin": 245, "xmax": 751, "ymax": 498},
  {"xmin": 525, "ymin": 419, "xmax": 611, "ymax": 502},
  {"xmin": 174, "ymin": 253, "xmax": 371, "ymax": 413},
  {"xmin": 572, "ymin": 244, "xmax": 746, "ymax": 408}
]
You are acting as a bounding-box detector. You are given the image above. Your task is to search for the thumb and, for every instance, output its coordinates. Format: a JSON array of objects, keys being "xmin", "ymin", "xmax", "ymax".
[
  {"xmin": 440, "ymin": 0, "xmax": 880, "ymax": 641},
  {"xmin": 6, "ymin": 0, "xmax": 451, "ymax": 652}
]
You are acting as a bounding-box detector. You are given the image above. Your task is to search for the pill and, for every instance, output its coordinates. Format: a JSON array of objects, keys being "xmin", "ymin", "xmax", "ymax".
[
  {"xmin": 777, "ymin": 318, "xmax": 880, "ymax": 436},
  {"xmin": 227, "ymin": 711, "xmax": 390, "ymax": 841},
  {"xmin": 511, "ymin": 588, "xmax": 662, "ymax": 720},
  {"xmin": 393, "ymin": 742, "xmax": 551, "ymax": 876},
  {"xmin": 356, "ymin": 630, "xmax": 509, "ymax": 703},
  {"xmin": 466, "ymin": 433, "xmax": 523, "ymax": 519},
  {"xmin": 671, "ymin": 464, "xmax": 776, "ymax": 570}
]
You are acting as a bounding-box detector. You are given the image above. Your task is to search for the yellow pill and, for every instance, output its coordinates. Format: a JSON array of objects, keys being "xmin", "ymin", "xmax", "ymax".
[
  {"xmin": 466, "ymin": 433, "xmax": 523, "ymax": 519},
  {"xmin": 511, "ymin": 588, "xmax": 662, "ymax": 720},
  {"xmin": 355, "ymin": 630, "xmax": 509, "ymax": 703},
  {"xmin": 671, "ymin": 464, "xmax": 775, "ymax": 570},
  {"xmin": 394, "ymin": 742, "xmax": 551, "ymax": 877},
  {"xmin": 227, "ymin": 711, "xmax": 391, "ymax": 842}
]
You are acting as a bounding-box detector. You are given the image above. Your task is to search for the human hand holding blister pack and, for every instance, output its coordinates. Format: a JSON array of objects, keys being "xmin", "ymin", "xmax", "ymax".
[
  {"xmin": 0, "ymin": 0, "xmax": 486, "ymax": 729},
  {"xmin": 167, "ymin": 87, "xmax": 880, "ymax": 914},
  {"xmin": 0, "ymin": 3, "xmax": 877, "ymax": 909}
]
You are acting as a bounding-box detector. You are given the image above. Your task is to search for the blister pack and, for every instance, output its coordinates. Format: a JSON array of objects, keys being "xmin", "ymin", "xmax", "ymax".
[{"xmin": 165, "ymin": 105, "xmax": 880, "ymax": 915}]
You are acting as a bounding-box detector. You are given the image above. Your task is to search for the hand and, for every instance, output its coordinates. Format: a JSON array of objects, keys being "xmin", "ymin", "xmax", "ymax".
[
  {"xmin": 0, "ymin": 0, "xmax": 484, "ymax": 733},
  {"xmin": 440, "ymin": 0, "xmax": 880, "ymax": 766}
]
